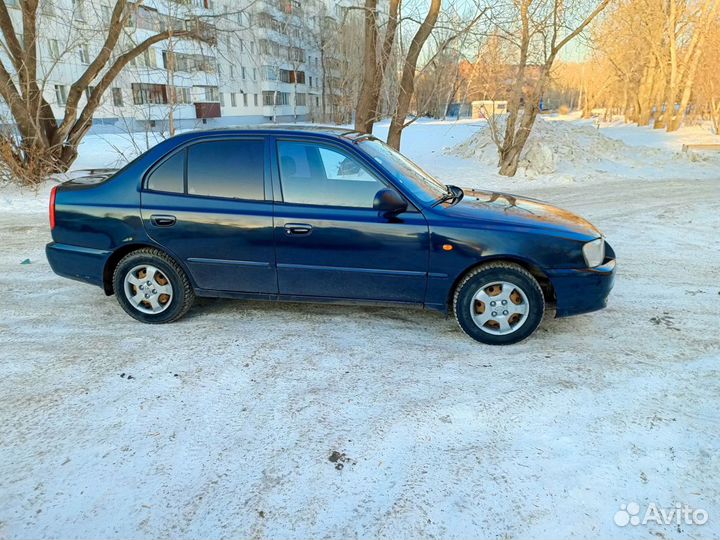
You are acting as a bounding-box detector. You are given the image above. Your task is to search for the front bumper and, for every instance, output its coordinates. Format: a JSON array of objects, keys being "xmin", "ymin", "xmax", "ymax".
[
  {"xmin": 546, "ymin": 252, "xmax": 616, "ymax": 318},
  {"xmin": 46, "ymin": 242, "xmax": 110, "ymax": 288}
]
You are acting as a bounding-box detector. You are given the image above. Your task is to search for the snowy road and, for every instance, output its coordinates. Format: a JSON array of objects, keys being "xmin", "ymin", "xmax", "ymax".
[{"xmin": 1, "ymin": 171, "xmax": 719, "ymax": 539}]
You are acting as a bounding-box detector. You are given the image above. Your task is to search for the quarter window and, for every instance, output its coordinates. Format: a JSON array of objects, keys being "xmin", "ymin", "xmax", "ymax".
[
  {"xmin": 277, "ymin": 141, "xmax": 384, "ymax": 208},
  {"xmin": 147, "ymin": 150, "xmax": 184, "ymax": 193},
  {"xmin": 187, "ymin": 140, "xmax": 264, "ymax": 200}
]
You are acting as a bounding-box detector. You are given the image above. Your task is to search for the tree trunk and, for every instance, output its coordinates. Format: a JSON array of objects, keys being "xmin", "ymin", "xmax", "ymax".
[
  {"xmin": 667, "ymin": 0, "xmax": 719, "ymax": 131},
  {"xmin": 354, "ymin": 0, "xmax": 399, "ymax": 134},
  {"xmin": 498, "ymin": 104, "xmax": 539, "ymax": 176},
  {"xmin": 386, "ymin": 0, "xmax": 441, "ymax": 149},
  {"xmin": 355, "ymin": 0, "xmax": 379, "ymax": 133},
  {"xmin": 655, "ymin": 0, "xmax": 678, "ymax": 130}
]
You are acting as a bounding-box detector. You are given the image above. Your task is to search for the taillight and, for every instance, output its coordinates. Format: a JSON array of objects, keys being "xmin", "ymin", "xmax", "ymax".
[{"xmin": 49, "ymin": 185, "xmax": 58, "ymax": 230}]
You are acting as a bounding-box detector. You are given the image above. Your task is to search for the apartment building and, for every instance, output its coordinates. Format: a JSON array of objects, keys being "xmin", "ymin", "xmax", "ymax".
[{"xmin": 0, "ymin": 0, "xmax": 346, "ymax": 133}]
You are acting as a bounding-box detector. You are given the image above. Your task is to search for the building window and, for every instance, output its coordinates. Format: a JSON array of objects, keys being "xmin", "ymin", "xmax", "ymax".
[
  {"xmin": 85, "ymin": 86, "xmax": 95, "ymax": 101},
  {"xmin": 48, "ymin": 39, "xmax": 60, "ymax": 60},
  {"xmin": 101, "ymin": 5, "xmax": 112, "ymax": 23},
  {"xmin": 295, "ymin": 93, "xmax": 306, "ymax": 106},
  {"xmin": 243, "ymin": 93, "xmax": 248, "ymax": 106},
  {"xmin": 315, "ymin": 96, "xmax": 319, "ymax": 106},
  {"xmin": 171, "ymin": 86, "xmax": 192, "ymax": 104},
  {"xmin": 163, "ymin": 52, "xmax": 215, "ymax": 73},
  {"xmin": 143, "ymin": 49, "xmax": 156, "ymax": 68},
  {"xmin": 279, "ymin": 69, "xmax": 304, "ymax": 84},
  {"xmin": 309, "ymin": 76, "xmax": 313, "ymax": 88},
  {"xmin": 252, "ymin": 68, "xmax": 256, "ymax": 81},
  {"xmin": 287, "ymin": 47, "xmax": 304, "ymax": 62},
  {"xmin": 112, "ymin": 87, "xmax": 123, "ymax": 106},
  {"xmin": 55, "ymin": 85, "xmax": 68, "ymax": 105},
  {"xmin": 193, "ymin": 85, "xmax": 219, "ymax": 102},
  {"xmin": 231, "ymin": 93, "xmax": 237, "ymax": 107},
  {"xmin": 229, "ymin": 64, "xmax": 235, "ymax": 78},
  {"xmin": 262, "ymin": 91, "xmax": 289, "ymax": 106},
  {"xmin": 78, "ymin": 44, "xmax": 90, "ymax": 64},
  {"xmin": 220, "ymin": 92, "xmax": 225, "ymax": 106},
  {"xmin": 131, "ymin": 83, "xmax": 168, "ymax": 105},
  {"xmin": 241, "ymin": 66, "xmax": 246, "ymax": 80},
  {"xmin": 73, "ymin": 0, "xmax": 85, "ymax": 21},
  {"xmin": 261, "ymin": 66, "xmax": 276, "ymax": 81},
  {"xmin": 254, "ymin": 94, "xmax": 258, "ymax": 106}
]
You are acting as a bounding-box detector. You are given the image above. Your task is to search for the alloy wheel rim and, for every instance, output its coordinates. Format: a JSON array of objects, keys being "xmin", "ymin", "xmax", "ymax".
[
  {"xmin": 470, "ymin": 281, "xmax": 530, "ymax": 335},
  {"xmin": 123, "ymin": 264, "xmax": 173, "ymax": 314}
]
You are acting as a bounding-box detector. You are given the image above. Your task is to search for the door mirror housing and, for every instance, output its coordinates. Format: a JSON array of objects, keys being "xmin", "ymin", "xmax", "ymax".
[{"xmin": 373, "ymin": 188, "xmax": 407, "ymax": 216}]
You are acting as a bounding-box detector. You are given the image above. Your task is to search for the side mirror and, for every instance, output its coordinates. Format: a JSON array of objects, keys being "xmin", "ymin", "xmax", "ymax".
[{"xmin": 373, "ymin": 188, "xmax": 407, "ymax": 216}]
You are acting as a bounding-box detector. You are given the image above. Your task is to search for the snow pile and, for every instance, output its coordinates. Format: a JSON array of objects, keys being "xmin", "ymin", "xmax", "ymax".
[{"xmin": 447, "ymin": 115, "xmax": 709, "ymax": 178}]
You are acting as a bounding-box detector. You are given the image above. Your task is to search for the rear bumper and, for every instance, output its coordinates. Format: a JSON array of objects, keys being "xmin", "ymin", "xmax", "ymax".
[
  {"xmin": 46, "ymin": 242, "xmax": 110, "ymax": 288},
  {"xmin": 546, "ymin": 256, "xmax": 616, "ymax": 318}
]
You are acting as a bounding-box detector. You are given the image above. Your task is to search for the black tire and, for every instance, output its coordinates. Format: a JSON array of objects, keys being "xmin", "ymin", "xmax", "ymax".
[
  {"xmin": 112, "ymin": 248, "xmax": 194, "ymax": 324},
  {"xmin": 453, "ymin": 262, "xmax": 545, "ymax": 345}
]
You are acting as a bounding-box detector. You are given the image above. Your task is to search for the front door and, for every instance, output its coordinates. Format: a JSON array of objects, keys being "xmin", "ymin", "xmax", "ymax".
[
  {"xmin": 141, "ymin": 137, "xmax": 277, "ymax": 294},
  {"xmin": 272, "ymin": 138, "xmax": 429, "ymax": 303}
]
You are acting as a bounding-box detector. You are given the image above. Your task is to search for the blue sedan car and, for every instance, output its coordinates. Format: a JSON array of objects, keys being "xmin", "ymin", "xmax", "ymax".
[{"xmin": 47, "ymin": 126, "xmax": 615, "ymax": 345}]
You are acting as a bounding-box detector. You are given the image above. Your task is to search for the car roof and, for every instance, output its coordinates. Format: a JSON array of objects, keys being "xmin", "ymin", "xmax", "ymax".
[{"xmin": 184, "ymin": 124, "xmax": 367, "ymax": 140}]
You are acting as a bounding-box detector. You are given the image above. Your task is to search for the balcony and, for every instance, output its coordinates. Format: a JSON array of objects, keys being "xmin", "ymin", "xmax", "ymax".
[{"xmin": 195, "ymin": 102, "xmax": 221, "ymax": 119}]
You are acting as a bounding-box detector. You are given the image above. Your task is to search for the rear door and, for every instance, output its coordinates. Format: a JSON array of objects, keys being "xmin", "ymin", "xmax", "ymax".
[
  {"xmin": 141, "ymin": 137, "xmax": 277, "ymax": 294},
  {"xmin": 271, "ymin": 137, "xmax": 429, "ymax": 303}
]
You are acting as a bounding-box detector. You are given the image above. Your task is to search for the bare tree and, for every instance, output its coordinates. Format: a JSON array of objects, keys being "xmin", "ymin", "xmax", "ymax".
[
  {"xmin": 355, "ymin": 0, "xmax": 400, "ymax": 133},
  {"xmin": 386, "ymin": 0, "xmax": 442, "ymax": 148},
  {"xmin": 0, "ymin": 0, "xmax": 215, "ymax": 185},
  {"xmin": 492, "ymin": 0, "xmax": 611, "ymax": 176},
  {"xmin": 665, "ymin": 0, "xmax": 720, "ymax": 131},
  {"xmin": 559, "ymin": 0, "xmax": 720, "ymax": 132}
]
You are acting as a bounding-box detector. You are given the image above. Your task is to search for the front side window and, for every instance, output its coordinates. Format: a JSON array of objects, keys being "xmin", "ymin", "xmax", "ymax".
[
  {"xmin": 187, "ymin": 140, "xmax": 264, "ymax": 200},
  {"xmin": 277, "ymin": 141, "xmax": 384, "ymax": 208}
]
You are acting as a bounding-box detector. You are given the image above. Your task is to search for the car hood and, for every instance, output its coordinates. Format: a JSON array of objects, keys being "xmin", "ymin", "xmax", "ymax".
[{"xmin": 436, "ymin": 187, "xmax": 602, "ymax": 238}]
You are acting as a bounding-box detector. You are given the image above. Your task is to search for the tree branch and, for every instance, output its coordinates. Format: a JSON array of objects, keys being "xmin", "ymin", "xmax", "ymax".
[
  {"xmin": 63, "ymin": 26, "xmax": 214, "ymax": 154},
  {"xmin": 58, "ymin": 0, "xmax": 131, "ymax": 143},
  {"xmin": 552, "ymin": 0, "xmax": 612, "ymax": 55}
]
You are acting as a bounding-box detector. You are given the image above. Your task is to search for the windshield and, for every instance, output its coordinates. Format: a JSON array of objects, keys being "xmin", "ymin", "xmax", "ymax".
[{"xmin": 358, "ymin": 137, "xmax": 448, "ymax": 204}]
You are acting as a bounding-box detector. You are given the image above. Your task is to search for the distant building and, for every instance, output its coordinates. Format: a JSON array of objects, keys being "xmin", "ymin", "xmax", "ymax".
[
  {"xmin": 0, "ymin": 0, "xmax": 349, "ymax": 133},
  {"xmin": 471, "ymin": 100, "xmax": 508, "ymax": 119}
]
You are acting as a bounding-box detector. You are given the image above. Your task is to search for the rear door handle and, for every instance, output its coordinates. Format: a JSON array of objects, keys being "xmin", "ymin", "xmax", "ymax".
[
  {"xmin": 150, "ymin": 214, "xmax": 176, "ymax": 227},
  {"xmin": 284, "ymin": 223, "xmax": 312, "ymax": 235}
]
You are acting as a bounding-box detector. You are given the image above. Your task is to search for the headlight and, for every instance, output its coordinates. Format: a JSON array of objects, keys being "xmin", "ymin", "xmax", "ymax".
[{"xmin": 582, "ymin": 238, "xmax": 605, "ymax": 267}]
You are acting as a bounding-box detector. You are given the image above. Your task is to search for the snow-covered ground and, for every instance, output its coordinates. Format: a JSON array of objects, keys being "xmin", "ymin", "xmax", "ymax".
[{"xmin": 1, "ymin": 118, "xmax": 719, "ymax": 539}]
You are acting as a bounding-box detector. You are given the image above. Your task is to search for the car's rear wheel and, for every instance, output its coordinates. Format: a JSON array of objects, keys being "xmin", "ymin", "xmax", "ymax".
[
  {"xmin": 453, "ymin": 262, "xmax": 545, "ymax": 345},
  {"xmin": 113, "ymin": 248, "xmax": 194, "ymax": 323}
]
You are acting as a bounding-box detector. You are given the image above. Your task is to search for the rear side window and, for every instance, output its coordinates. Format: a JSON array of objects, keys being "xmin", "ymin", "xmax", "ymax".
[
  {"xmin": 187, "ymin": 139, "xmax": 265, "ymax": 200},
  {"xmin": 147, "ymin": 150, "xmax": 184, "ymax": 193}
]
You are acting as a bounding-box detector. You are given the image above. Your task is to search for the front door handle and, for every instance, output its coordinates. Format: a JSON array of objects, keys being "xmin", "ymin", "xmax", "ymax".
[
  {"xmin": 284, "ymin": 223, "xmax": 312, "ymax": 235},
  {"xmin": 150, "ymin": 214, "xmax": 176, "ymax": 227}
]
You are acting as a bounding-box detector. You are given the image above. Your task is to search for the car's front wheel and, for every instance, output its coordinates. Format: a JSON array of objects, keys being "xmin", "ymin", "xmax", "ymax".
[
  {"xmin": 113, "ymin": 248, "xmax": 194, "ymax": 324},
  {"xmin": 453, "ymin": 262, "xmax": 545, "ymax": 345}
]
